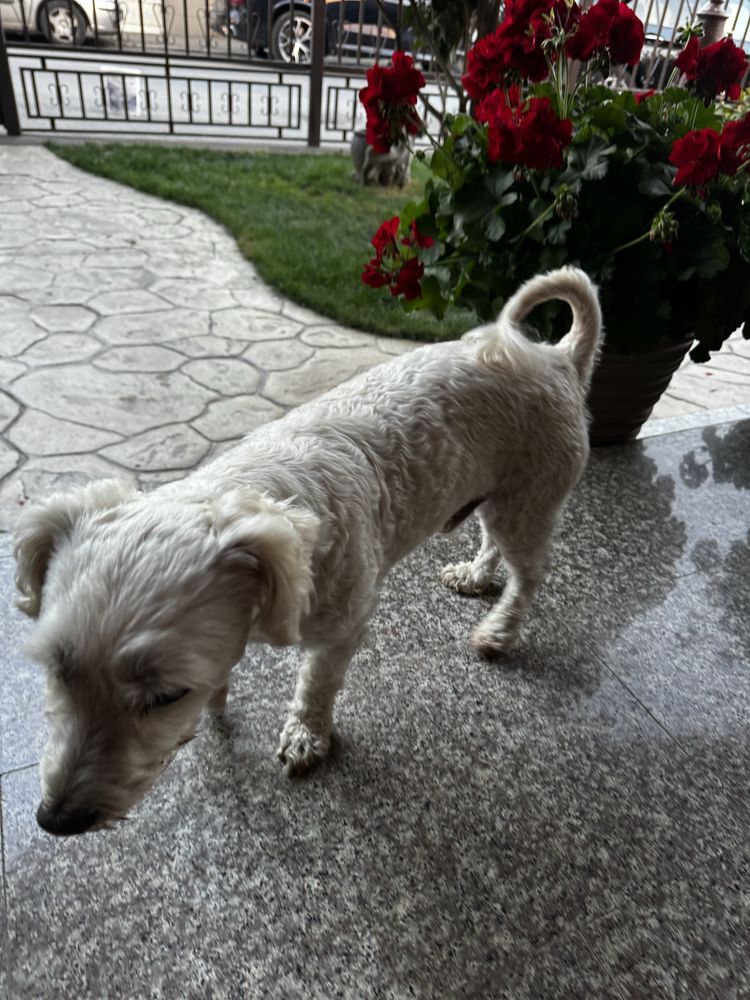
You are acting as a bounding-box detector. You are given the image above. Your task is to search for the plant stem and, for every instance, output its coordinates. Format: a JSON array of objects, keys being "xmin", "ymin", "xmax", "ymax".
[
  {"xmin": 514, "ymin": 201, "xmax": 556, "ymax": 243},
  {"xmin": 612, "ymin": 188, "xmax": 687, "ymax": 254}
]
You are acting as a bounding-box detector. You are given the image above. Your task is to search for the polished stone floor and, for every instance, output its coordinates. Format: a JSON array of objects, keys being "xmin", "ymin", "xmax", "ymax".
[
  {"xmin": 1, "ymin": 417, "xmax": 749, "ymax": 999},
  {"xmin": 1, "ymin": 142, "xmax": 750, "ymax": 998}
]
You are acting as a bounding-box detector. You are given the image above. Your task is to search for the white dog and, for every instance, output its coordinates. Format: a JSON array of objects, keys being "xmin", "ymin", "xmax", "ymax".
[{"xmin": 14, "ymin": 267, "xmax": 601, "ymax": 836}]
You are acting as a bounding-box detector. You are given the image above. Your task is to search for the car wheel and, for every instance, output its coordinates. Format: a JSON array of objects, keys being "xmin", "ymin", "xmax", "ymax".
[
  {"xmin": 270, "ymin": 9, "xmax": 313, "ymax": 63},
  {"xmin": 39, "ymin": 0, "xmax": 88, "ymax": 44}
]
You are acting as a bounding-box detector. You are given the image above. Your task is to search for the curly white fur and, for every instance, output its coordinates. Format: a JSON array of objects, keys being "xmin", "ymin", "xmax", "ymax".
[{"xmin": 14, "ymin": 267, "xmax": 602, "ymax": 834}]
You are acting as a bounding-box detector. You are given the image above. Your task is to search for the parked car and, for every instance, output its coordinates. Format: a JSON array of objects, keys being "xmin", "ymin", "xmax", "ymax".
[
  {"xmin": 0, "ymin": 0, "xmax": 121, "ymax": 43},
  {"xmin": 211, "ymin": 0, "xmax": 409, "ymax": 63}
]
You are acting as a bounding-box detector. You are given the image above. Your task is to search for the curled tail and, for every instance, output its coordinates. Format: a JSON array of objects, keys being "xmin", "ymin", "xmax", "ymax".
[{"xmin": 471, "ymin": 267, "xmax": 603, "ymax": 389}]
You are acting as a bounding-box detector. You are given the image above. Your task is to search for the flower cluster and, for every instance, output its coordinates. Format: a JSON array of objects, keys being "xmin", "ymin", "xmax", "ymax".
[
  {"xmin": 476, "ymin": 91, "xmax": 572, "ymax": 168},
  {"xmin": 566, "ymin": 0, "xmax": 644, "ymax": 66},
  {"xmin": 676, "ymin": 36, "xmax": 748, "ymax": 100},
  {"xmin": 362, "ymin": 217, "xmax": 434, "ymax": 300},
  {"xmin": 360, "ymin": 0, "xmax": 750, "ymax": 361},
  {"xmin": 359, "ymin": 52, "xmax": 426, "ymax": 154},
  {"xmin": 670, "ymin": 116, "xmax": 750, "ymax": 186}
]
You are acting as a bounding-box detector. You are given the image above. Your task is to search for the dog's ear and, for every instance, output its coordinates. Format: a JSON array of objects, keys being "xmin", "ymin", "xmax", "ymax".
[
  {"xmin": 13, "ymin": 479, "xmax": 136, "ymax": 617},
  {"xmin": 213, "ymin": 492, "xmax": 320, "ymax": 647}
]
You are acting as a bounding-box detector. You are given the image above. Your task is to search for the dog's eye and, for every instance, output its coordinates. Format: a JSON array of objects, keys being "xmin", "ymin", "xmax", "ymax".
[{"xmin": 146, "ymin": 689, "xmax": 190, "ymax": 711}]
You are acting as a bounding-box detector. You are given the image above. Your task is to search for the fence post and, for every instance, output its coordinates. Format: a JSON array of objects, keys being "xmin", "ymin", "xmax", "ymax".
[
  {"xmin": 696, "ymin": 0, "xmax": 729, "ymax": 45},
  {"xmin": 0, "ymin": 27, "xmax": 21, "ymax": 136},
  {"xmin": 307, "ymin": 0, "xmax": 325, "ymax": 147}
]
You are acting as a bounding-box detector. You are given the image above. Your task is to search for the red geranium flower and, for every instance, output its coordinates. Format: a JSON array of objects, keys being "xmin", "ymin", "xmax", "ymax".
[
  {"xmin": 669, "ymin": 128, "xmax": 722, "ymax": 186},
  {"xmin": 478, "ymin": 91, "xmax": 572, "ymax": 169},
  {"xmin": 359, "ymin": 52, "xmax": 426, "ymax": 153},
  {"xmin": 462, "ymin": 29, "xmax": 506, "ymax": 102},
  {"xmin": 362, "ymin": 216, "xmax": 431, "ymax": 299},
  {"xmin": 721, "ymin": 114, "xmax": 750, "ymax": 159},
  {"xmin": 608, "ymin": 3, "xmax": 645, "ymax": 65},
  {"xmin": 676, "ymin": 36, "xmax": 748, "ymax": 100},
  {"xmin": 391, "ymin": 257, "xmax": 425, "ymax": 300},
  {"xmin": 634, "ymin": 89, "xmax": 656, "ymax": 103},
  {"xmin": 497, "ymin": 0, "xmax": 579, "ymax": 82},
  {"xmin": 567, "ymin": 0, "xmax": 644, "ymax": 66},
  {"xmin": 718, "ymin": 114, "xmax": 750, "ymax": 175},
  {"xmin": 370, "ymin": 216, "xmax": 400, "ymax": 256}
]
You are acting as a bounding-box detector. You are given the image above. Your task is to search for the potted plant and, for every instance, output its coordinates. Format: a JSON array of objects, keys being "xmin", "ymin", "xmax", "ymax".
[{"xmin": 360, "ymin": 0, "xmax": 750, "ymax": 443}]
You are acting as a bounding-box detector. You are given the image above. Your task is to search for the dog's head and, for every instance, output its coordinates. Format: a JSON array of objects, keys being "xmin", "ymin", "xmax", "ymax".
[{"xmin": 14, "ymin": 479, "xmax": 319, "ymax": 836}]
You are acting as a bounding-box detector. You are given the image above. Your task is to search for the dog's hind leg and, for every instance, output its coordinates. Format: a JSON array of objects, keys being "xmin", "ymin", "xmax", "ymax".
[
  {"xmin": 441, "ymin": 515, "xmax": 502, "ymax": 595},
  {"xmin": 277, "ymin": 634, "xmax": 362, "ymax": 776},
  {"xmin": 470, "ymin": 505, "xmax": 558, "ymax": 657}
]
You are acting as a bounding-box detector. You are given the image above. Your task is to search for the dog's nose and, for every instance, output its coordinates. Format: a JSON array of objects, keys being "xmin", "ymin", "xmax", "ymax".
[{"xmin": 36, "ymin": 802, "xmax": 100, "ymax": 836}]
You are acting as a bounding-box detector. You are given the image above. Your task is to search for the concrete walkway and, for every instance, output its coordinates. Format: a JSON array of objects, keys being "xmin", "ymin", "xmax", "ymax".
[
  {"xmin": 1, "ymin": 144, "xmax": 749, "ymax": 558},
  {"xmin": 0, "ymin": 145, "xmax": 418, "ymax": 548}
]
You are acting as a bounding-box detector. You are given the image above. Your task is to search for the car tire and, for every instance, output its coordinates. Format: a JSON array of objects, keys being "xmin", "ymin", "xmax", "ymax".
[
  {"xmin": 39, "ymin": 0, "xmax": 89, "ymax": 44},
  {"xmin": 270, "ymin": 9, "xmax": 313, "ymax": 63}
]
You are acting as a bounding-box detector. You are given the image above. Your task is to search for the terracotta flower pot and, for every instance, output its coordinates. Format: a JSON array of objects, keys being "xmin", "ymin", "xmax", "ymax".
[{"xmin": 587, "ymin": 338, "xmax": 694, "ymax": 446}]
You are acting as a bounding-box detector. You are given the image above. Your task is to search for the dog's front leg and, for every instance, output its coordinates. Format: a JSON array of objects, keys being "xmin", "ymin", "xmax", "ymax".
[{"xmin": 277, "ymin": 638, "xmax": 359, "ymax": 776}]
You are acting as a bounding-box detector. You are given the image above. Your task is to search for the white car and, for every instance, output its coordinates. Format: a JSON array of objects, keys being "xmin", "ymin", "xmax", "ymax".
[{"xmin": 0, "ymin": 0, "xmax": 121, "ymax": 44}]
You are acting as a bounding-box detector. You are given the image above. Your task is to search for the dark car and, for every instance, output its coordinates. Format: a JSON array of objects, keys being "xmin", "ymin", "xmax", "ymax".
[{"xmin": 211, "ymin": 0, "xmax": 408, "ymax": 63}]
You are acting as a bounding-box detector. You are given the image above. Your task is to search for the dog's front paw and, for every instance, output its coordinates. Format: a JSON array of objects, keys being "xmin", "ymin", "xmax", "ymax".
[
  {"xmin": 277, "ymin": 716, "xmax": 330, "ymax": 776},
  {"xmin": 471, "ymin": 627, "xmax": 516, "ymax": 658},
  {"xmin": 441, "ymin": 561, "xmax": 492, "ymax": 596}
]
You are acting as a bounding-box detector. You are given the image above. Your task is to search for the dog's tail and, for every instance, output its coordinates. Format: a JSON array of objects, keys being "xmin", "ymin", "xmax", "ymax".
[{"xmin": 472, "ymin": 267, "xmax": 603, "ymax": 388}]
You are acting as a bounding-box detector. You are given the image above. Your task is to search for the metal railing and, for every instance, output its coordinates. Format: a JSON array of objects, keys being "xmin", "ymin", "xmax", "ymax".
[{"xmin": 2, "ymin": 0, "xmax": 749, "ymax": 142}]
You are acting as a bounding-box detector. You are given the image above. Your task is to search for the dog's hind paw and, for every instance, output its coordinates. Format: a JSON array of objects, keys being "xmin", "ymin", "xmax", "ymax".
[
  {"xmin": 277, "ymin": 717, "xmax": 330, "ymax": 777},
  {"xmin": 441, "ymin": 562, "xmax": 492, "ymax": 595}
]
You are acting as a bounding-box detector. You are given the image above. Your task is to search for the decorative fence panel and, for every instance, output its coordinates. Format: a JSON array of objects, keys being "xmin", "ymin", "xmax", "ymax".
[{"xmin": 1, "ymin": 0, "xmax": 749, "ymax": 143}]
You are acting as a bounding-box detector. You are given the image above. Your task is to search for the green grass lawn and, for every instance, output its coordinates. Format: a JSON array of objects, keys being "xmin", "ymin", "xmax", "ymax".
[{"xmin": 50, "ymin": 143, "xmax": 475, "ymax": 342}]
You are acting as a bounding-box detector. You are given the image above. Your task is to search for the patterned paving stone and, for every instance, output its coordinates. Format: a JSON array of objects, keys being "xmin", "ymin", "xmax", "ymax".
[
  {"xmin": 88, "ymin": 289, "xmax": 167, "ymax": 316},
  {"xmin": 262, "ymin": 347, "xmax": 388, "ymax": 407},
  {"xmin": 82, "ymin": 250, "xmax": 150, "ymax": 269},
  {"xmin": 94, "ymin": 345, "xmax": 184, "ymax": 373},
  {"xmin": 0, "ymin": 230, "xmax": 35, "ymax": 249},
  {"xmin": 0, "ymin": 394, "xmax": 21, "ymax": 434},
  {"xmin": 8, "ymin": 411, "xmax": 122, "ymax": 457},
  {"xmin": 0, "ymin": 440, "xmax": 20, "ymax": 480},
  {"xmin": 95, "ymin": 309, "xmax": 213, "ymax": 346},
  {"xmin": 377, "ymin": 336, "xmax": 418, "ymax": 356},
  {"xmin": 230, "ymin": 284, "xmax": 285, "ymax": 313},
  {"xmin": 243, "ymin": 338, "xmax": 315, "ymax": 371},
  {"xmin": 20, "ymin": 334, "xmax": 101, "ymax": 366},
  {"xmin": 0, "ymin": 361, "xmax": 26, "ymax": 384},
  {"xmin": 211, "ymin": 309, "xmax": 301, "ymax": 341},
  {"xmin": 192, "ymin": 395, "xmax": 284, "ymax": 441},
  {"xmin": 169, "ymin": 335, "xmax": 248, "ymax": 358},
  {"xmin": 29, "ymin": 305, "xmax": 96, "ymax": 333},
  {"xmin": 0, "ymin": 264, "xmax": 53, "ymax": 295},
  {"xmin": 0, "ymin": 324, "xmax": 47, "ymax": 357},
  {"xmin": 301, "ymin": 326, "xmax": 377, "ymax": 349},
  {"xmin": 102, "ymin": 424, "xmax": 210, "ymax": 472},
  {"xmin": 12, "ymin": 366, "xmax": 214, "ymax": 435},
  {"xmin": 183, "ymin": 358, "xmax": 261, "ymax": 395},
  {"xmin": 0, "ymin": 454, "xmax": 136, "ymax": 532},
  {"xmin": 150, "ymin": 279, "xmax": 237, "ymax": 312},
  {"xmin": 134, "ymin": 207, "xmax": 184, "ymax": 225}
]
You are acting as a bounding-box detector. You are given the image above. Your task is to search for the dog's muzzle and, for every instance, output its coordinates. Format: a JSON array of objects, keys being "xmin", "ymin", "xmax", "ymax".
[{"xmin": 36, "ymin": 801, "xmax": 101, "ymax": 837}]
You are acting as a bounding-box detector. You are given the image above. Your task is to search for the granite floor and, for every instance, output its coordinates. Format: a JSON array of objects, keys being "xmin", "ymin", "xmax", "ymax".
[
  {"xmin": 1, "ymin": 418, "xmax": 749, "ymax": 999},
  {"xmin": 1, "ymin": 142, "xmax": 750, "ymax": 998}
]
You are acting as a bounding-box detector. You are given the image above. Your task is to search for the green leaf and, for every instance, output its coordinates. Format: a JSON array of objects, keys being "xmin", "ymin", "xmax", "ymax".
[
  {"xmin": 483, "ymin": 211, "xmax": 506, "ymax": 242},
  {"xmin": 580, "ymin": 141, "xmax": 616, "ymax": 181},
  {"xmin": 405, "ymin": 273, "xmax": 446, "ymax": 317},
  {"xmin": 638, "ymin": 177, "xmax": 672, "ymax": 197},
  {"xmin": 484, "ymin": 167, "xmax": 515, "ymax": 201}
]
